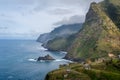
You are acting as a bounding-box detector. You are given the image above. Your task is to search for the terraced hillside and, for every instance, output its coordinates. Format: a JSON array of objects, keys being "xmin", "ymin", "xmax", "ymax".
[{"xmin": 45, "ymin": 58, "xmax": 120, "ymax": 80}]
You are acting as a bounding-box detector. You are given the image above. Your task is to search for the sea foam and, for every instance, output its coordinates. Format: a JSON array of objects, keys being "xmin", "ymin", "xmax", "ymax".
[{"xmin": 28, "ymin": 58, "xmax": 37, "ymax": 62}]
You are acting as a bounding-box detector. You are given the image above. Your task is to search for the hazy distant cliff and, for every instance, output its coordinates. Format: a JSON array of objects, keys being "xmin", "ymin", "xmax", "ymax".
[{"xmin": 37, "ymin": 23, "xmax": 83, "ymax": 51}]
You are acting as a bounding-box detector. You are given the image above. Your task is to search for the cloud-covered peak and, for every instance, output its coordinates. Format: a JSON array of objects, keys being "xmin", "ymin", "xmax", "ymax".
[{"xmin": 54, "ymin": 15, "xmax": 85, "ymax": 25}]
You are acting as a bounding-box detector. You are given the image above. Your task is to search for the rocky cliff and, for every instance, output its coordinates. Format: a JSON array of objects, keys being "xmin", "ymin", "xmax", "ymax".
[{"xmin": 64, "ymin": 0, "xmax": 120, "ymax": 60}]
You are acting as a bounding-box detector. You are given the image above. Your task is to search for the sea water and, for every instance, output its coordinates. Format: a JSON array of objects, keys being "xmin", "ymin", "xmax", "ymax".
[{"xmin": 0, "ymin": 40, "xmax": 69, "ymax": 80}]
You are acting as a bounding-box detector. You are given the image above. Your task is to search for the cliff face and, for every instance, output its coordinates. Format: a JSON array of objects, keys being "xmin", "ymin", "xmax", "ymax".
[
  {"xmin": 37, "ymin": 33, "xmax": 50, "ymax": 43},
  {"xmin": 65, "ymin": 1, "xmax": 120, "ymax": 60}
]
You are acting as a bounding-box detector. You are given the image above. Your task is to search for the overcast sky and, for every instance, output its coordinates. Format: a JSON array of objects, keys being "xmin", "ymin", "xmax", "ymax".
[{"xmin": 0, "ymin": 0, "xmax": 103, "ymax": 39}]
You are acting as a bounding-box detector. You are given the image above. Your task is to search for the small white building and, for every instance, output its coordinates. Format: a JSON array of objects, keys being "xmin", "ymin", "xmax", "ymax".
[
  {"xmin": 83, "ymin": 63, "xmax": 91, "ymax": 70},
  {"xmin": 118, "ymin": 55, "xmax": 120, "ymax": 59},
  {"xmin": 66, "ymin": 68, "xmax": 71, "ymax": 72},
  {"xmin": 64, "ymin": 74, "xmax": 68, "ymax": 78},
  {"xmin": 108, "ymin": 53, "xmax": 115, "ymax": 58}
]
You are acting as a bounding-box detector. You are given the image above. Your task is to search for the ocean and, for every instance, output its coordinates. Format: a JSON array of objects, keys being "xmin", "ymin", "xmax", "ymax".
[{"xmin": 0, "ymin": 40, "xmax": 69, "ymax": 80}]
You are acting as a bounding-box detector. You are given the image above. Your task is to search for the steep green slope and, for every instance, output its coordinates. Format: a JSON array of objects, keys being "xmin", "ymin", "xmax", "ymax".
[
  {"xmin": 65, "ymin": 1, "xmax": 120, "ymax": 60},
  {"xmin": 102, "ymin": 0, "xmax": 120, "ymax": 29},
  {"xmin": 44, "ymin": 35, "xmax": 76, "ymax": 51}
]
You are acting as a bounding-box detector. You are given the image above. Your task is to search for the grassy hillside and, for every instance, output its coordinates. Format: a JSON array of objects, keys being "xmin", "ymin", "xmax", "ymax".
[
  {"xmin": 102, "ymin": 0, "xmax": 120, "ymax": 29},
  {"xmin": 65, "ymin": 0, "xmax": 120, "ymax": 60},
  {"xmin": 45, "ymin": 58, "xmax": 120, "ymax": 80},
  {"xmin": 44, "ymin": 34, "xmax": 76, "ymax": 51}
]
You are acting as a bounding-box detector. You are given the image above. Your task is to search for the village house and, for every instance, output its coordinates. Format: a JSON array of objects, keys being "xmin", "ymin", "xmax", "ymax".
[
  {"xmin": 108, "ymin": 53, "xmax": 116, "ymax": 58},
  {"xmin": 83, "ymin": 63, "xmax": 91, "ymax": 70},
  {"xmin": 95, "ymin": 58, "xmax": 105, "ymax": 63},
  {"xmin": 118, "ymin": 55, "xmax": 120, "ymax": 59}
]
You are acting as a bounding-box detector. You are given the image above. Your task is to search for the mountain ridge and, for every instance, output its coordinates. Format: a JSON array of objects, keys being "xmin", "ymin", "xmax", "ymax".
[{"xmin": 64, "ymin": 1, "xmax": 120, "ymax": 60}]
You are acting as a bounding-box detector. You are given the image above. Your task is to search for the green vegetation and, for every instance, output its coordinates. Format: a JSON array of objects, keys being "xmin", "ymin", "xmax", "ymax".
[
  {"xmin": 45, "ymin": 58, "xmax": 120, "ymax": 80},
  {"xmin": 45, "ymin": 34, "xmax": 76, "ymax": 51},
  {"xmin": 66, "ymin": 0, "xmax": 120, "ymax": 59},
  {"xmin": 102, "ymin": 0, "xmax": 120, "ymax": 29},
  {"xmin": 46, "ymin": 37, "xmax": 68, "ymax": 51},
  {"xmin": 45, "ymin": 0, "xmax": 120, "ymax": 79}
]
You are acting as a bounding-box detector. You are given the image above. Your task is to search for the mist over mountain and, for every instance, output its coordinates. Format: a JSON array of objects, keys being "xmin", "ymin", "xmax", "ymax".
[{"xmin": 37, "ymin": 23, "xmax": 83, "ymax": 51}]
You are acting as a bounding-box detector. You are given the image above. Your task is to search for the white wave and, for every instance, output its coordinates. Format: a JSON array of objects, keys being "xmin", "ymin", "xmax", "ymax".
[
  {"xmin": 28, "ymin": 58, "xmax": 73, "ymax": 63},
  {"xmin": 40, "ymin": 47, "xmax": 48, "ymax": 51},
  {"xmin": 38, "ymin": 60, "xmax": 46, "ymax": 62},
  {"xmin": 60, "ymin": 51, "xmax": 67, "ymax": 54},
  {"xmin": 54, "ymin": 59, "xmax": 73, "ymax": 63},
  {"xmin": 55, "ymin": 59, "xmax": 64, "ymax": 62},
  {"xmin": 28, "ymin": 58, "xmax": 37, "ymax": 62}
]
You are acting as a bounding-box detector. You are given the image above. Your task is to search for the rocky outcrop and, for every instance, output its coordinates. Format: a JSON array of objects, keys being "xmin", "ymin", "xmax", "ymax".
[{"xmin": 37, "ymin": 54, "xmax": 55, "ymax": 61}]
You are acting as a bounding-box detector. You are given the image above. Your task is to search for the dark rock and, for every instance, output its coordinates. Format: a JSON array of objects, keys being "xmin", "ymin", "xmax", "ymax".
[
  {"xmin": 37, "ymin": 54, "xmax": 55, "ymax": 61},
  {"xmin": 63, "ymin": 55, "xmax": 85, "ymax": 62}
]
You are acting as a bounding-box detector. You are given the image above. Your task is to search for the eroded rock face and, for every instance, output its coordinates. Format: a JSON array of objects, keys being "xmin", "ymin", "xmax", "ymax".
[{"xmin": 37, "ymin": 54, "xmax": 55, "ymax": 61}]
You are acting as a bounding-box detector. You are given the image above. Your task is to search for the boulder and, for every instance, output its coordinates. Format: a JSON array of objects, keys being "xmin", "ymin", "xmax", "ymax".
[{"xmin": 37, "ymin": 54, "xmax": 55, "ymax": 61}]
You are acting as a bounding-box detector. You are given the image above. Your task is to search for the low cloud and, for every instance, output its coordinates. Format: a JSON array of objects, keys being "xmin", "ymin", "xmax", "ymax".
[
  {"xmin": 48, "ymin": 8, "xmax": 73, "ymax": 15},
  {"xmin": 54, "ymin": 15, "xmax": 85, "ymax": 25},
  {"xmin": 0, "ymin": 0, "xmax": 103, "ymax": 39},
  {"xmin": 0, "ymin": 26, "xmax": 8, "ymax": 29}
]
